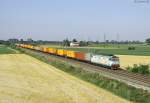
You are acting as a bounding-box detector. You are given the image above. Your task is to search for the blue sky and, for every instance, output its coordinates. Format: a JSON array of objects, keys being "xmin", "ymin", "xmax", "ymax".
[{"xmin": 0, "ymin": 0, "xmax": 150, "ymax": 41}]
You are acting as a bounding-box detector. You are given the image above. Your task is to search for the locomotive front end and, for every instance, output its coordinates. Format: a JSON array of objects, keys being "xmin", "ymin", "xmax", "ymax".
[{"xmin": 109, "ymin": 56, "xmax": 120, "ymax": 69}]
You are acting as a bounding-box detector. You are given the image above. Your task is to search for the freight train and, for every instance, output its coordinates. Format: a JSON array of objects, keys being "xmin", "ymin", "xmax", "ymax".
[{"xmin": 17, "ymin": 44, "xmax": 120, "ymax": 69}]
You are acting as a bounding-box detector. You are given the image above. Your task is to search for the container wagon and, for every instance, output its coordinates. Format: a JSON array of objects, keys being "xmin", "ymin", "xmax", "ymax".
[
  {"xmin": 33, "ymin": 46, "xmax": 41, "ymax": 51},
  {"xmin": 66, "ymin": 50, "xmax": 76, "ymax": 58},
  {"xmin": 57, "ymin": 49, "xmax": 67, "ymax": 56},
  {"xmin": 75, "ymin": 52, "xmax": 85, "ymax": 61},
  {"xmin": 47, "ymin": 48, "xmax": 57, "ymax": 54},
  {"xmin": 43, "ymin": 47, "xmax": 49, "ymax": 53}
]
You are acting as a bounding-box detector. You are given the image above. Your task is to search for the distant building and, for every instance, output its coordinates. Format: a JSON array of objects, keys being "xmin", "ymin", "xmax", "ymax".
[
  {"xmin": 8, "ymin": 39, "xmax": 19, "ymax": 43},
  {"xmin": 70, "ymin": 42, "xmax": 80, "ymax": 47}
]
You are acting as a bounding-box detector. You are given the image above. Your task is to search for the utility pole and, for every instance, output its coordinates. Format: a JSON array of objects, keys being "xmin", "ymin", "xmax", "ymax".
[
  {"xmin": 104, "ymin": 33, "xmax": 106, "ymax": 48},
  {"xmin": 116, "ymin": 33, "xmax": 119, "ymax": 42},
  {"xmin": 116, "ymin": 33, "xmax": 120, "ymax": 48},
  {"xmin": 87, "ymin": 36, "xmax": 90, "ymax": 53},
  {"xmin": 104, "ymin": 33, "xmax": 106, "ymax": 43}
]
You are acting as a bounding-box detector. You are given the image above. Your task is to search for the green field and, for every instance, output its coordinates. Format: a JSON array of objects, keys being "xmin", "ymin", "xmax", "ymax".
[
  {"xmin": 40, "ymin": 43, "xmax": 150, "ymax": 56},
  {"xmin": 0, "ymin": 45, "xmax": 19, "ymax": 54}
]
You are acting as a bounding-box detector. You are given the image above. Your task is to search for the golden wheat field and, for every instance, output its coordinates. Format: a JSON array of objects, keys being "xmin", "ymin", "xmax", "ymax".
[
  {"xmin": 117, "ymin": 55, "xmax": 150, "ymax": 69},
  {"xmin": 0, "ymin": 54, "xmax": 131, "ymax": 103}
]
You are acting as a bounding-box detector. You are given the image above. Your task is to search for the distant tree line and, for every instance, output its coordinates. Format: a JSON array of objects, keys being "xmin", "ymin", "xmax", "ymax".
[
  {"xmin": 2, "ymin": 37, "xmax": 150, "ymax": 46},
  {"xmin": 0, "ymin": 38, "xmax": 62, "ymax": 46},
  {"xmin": 97, "ymin": 40, "xmax": 143, "ymax": 44}
]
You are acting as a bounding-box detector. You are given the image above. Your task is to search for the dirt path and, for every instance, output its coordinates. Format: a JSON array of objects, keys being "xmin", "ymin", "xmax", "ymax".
[{"xmin": 0, "ymin": 54, "xmax": 131, "ymax": 103}]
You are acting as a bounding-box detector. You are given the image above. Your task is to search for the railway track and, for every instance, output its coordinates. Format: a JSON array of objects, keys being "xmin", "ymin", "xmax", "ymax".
[{"xmin": 22, "ymin": 48, "xmax": 150, "ymax": 92}]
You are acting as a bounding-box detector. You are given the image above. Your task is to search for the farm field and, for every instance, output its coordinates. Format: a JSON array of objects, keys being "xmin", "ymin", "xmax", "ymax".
[
  {"xmin": 60, "ymin": 46, "xmax": 150, "ymax": 56},
  {"xmin": 40, "ymin": 44, "xmax": 150, "ymax": 56},
  {"xmin": 40, "ymin": 44, "xmax": 62, "ymax": 48},
  {"xmin": 0, "ymin": 45, "xmax": 19, "ymax": 54},
  {"xmin": 0, "ymin": 54, "xmax": 131, "ymax": 103},
  {"xmin": 117, "ymin": 55, "xmax": 150, "ymax": 68}
]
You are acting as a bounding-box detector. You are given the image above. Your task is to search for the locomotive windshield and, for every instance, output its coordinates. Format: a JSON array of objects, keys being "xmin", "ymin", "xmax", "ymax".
[{"xmin": 110, "ymin": 57, "xmax": 119, "ymax": 61}]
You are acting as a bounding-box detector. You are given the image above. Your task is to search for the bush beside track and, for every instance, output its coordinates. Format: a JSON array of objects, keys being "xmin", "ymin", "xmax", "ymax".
[
  {"xmin": 15, "ymin": 47, "xmax": 150, "ymax": 103},
  {"xmin": 127, "ymin": 64, "xmax": 150, "ymax": 75}
]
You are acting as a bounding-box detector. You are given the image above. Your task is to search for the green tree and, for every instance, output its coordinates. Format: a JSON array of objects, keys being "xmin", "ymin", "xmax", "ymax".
[
  {"xmin": 79, "ymin": 41, "xmax": 88, "ymax": 46},
  {"xmin": 127, "ymin": 64, "xmax": 150, "ymax": 75},
  {"xmin": 62, "ymin": 38, "xmax": 70, "ymax": 46},
  {"xmin": 72, "ymin": 38, "xmax": 77, "ymax": 42},
  {"xmin": 146, "ymin": 38, "xmax": 150, "ymax": 45}
]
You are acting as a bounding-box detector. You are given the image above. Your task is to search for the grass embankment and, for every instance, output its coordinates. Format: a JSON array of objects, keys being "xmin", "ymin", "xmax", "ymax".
[
  {"xmin": 0, "ymin": 45, "xmax": 19, "ymax": 54},
  {"xmin": 16, "ymin": 47, "xmax": 150, "ymax": 103}
]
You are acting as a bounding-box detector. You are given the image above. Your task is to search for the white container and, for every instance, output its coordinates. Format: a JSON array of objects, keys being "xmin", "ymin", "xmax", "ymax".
[{"xmin": 34, "ymin": 46, "xmax": 41, "ymax": 51}]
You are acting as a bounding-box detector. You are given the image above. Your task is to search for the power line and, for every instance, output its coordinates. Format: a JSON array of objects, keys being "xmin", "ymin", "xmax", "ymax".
[{"xmin": 104, "ymin": 33, "xmax": 106, "ymax": 43}]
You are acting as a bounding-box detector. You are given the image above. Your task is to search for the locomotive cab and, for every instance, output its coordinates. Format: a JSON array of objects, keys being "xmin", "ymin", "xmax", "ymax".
[{"xmin": 109, "ymin": 56, "xmax": 120, "ymax": 69}]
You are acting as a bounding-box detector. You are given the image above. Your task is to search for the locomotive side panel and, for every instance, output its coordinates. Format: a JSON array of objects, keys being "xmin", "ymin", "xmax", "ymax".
[{"xmin": 91, "ymin": 55, "xmax": 111, "ymax": 67}]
